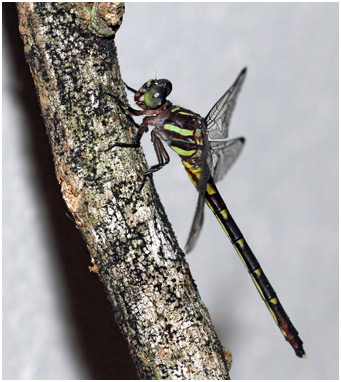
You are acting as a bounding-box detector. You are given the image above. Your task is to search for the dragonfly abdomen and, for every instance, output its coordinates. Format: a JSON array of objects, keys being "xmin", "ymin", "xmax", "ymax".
[{"xmin": 204, "ymin": 178, "xmax": 305, "ymax": 358}]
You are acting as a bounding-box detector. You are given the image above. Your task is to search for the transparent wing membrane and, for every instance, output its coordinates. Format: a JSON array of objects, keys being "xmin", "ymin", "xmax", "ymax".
[
  {"xmin": 185, "ymin": 192, "xmax": 206, "ymax": 253},
  {"xmin": 206, "ymin": 68, "xmax": 247, "ymax": 140},
  {"xmin": 210, "ymin": 137, "xmax": 245, "ymax": 182}
]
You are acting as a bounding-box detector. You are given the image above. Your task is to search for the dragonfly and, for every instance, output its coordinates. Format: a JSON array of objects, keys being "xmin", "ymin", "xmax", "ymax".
[{"xmin": 108, "ymin": 68, "xmax": 305, "ymax": 358}]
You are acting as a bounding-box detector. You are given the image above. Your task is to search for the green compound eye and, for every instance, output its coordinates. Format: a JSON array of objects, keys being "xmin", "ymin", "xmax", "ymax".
[
  {"xmin": 144, "ymin": 86, "xmax": 166, "ymax": 108},
  {"xmin": 136, "ymin": 79, "xmax": 172, "ymax": 109}
]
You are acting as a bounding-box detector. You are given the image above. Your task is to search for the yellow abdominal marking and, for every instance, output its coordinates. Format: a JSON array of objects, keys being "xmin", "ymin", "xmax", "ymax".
[
  {"xmin": 206, "ymin": 183, "xmax": 216, "ymax": 195},
  {"xmin": 236, "ymin": 238, "xmax": 245, "ymax": 248},
  {"xmin": 269, "ymin": 297, "xmax": 278, "ymax": 305},
  {"xmin": 219, "ymin": 209, "xmax": 228, "ymax": 220},
  {"xmin": 249, "ymin": 269, "xmax": 280, "ymax": 325},
  {"xmin": 235, "ymin": 246, "xmax": 248, "ymax": 269},
  {"xmin": 251, "ymin": 273, "xmax": 266, "ymax": 300},
  {"xmin": 266, "ymin": 302, "xmax": 279, "ymax": 324}
]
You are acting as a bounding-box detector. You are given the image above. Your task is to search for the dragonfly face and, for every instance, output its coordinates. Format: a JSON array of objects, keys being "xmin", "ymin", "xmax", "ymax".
[
  {"xmin": 111, "ymin": 68, "xmax": 305, "ymax": 359},
  {"xmin": 134, "ymin": 79, "xmax": 172, "ymax": 110}
]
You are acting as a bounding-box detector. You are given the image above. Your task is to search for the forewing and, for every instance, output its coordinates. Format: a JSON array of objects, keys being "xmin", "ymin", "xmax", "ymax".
[
  {"xmin": 205, "ymin": 68, "xmax": 247, "ymax": 140},
  {"xmin": 210, "ymin": 137, "xmax": 245, "ymax": 182}
]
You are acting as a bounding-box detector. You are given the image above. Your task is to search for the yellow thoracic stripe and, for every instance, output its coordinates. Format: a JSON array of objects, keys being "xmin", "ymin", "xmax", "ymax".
[
  {"xmin": 171, "ymin": 106, "xmax": 180, "ymax": 112},
  {"xmin": 171, "ymin": 146, "xmax": 196, "ymax": 156},
  {"xmin": 164, "ymin": 124, "xmax": 194, "ymax": 136},
  {"xmin": 178, "ymin": 111, "xmax": 194, "ymax": 116}
]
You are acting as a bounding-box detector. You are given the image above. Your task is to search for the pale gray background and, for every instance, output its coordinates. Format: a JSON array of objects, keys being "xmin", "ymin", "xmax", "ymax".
[{"xmin": 3, "ymin": 3, "xmax": 338, "ymax": 380}]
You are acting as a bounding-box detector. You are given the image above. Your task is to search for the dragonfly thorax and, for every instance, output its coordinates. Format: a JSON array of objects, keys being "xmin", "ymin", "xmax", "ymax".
[{"xmin": 135, "ymin": 79, "xmax": 172, "ymax": 110}]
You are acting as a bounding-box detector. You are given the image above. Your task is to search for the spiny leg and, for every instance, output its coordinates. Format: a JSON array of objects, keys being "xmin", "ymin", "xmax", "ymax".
[
  {"xmin": 124, "ymin": 82, "xmax": 137, "ymax": 94},
  {"xmin": 104, "ymin": 122, "xmax": 146, "ymax": 152},
  {"xmin": 104, "ymin": 94, "xmax": 154, "ymax": 151},
  {"xmin": 105, "ymin": 90, "xmax": 169, "ymax": 190},
  {"xmin": 139, "ymin": 129, "xmax": 170, "ymax": 191},
  {"xmin": 105, "ymin": 91, "xmax": 141, "ymax": 129}
]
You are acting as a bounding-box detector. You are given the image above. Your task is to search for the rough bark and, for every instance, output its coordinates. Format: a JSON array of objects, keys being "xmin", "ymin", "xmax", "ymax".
[{"xmin": 16, "ymin": 2, "xmax": 231, "ymax": 379}]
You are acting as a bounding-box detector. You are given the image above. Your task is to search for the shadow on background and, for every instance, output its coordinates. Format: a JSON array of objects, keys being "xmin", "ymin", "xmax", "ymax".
[{"xmin": 3, "ymin": 4, "xmax": 137, "ymax": 380}]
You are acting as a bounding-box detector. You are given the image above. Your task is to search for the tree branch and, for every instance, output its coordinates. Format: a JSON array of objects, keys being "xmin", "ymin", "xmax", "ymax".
[{"xmin": 17, "ymin": 2, "xmax": 231, "ymax": 379}]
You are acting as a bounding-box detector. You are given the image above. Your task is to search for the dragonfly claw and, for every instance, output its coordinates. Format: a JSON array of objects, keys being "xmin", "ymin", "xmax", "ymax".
[
  {"xmin": 138, "ymin": 171, "xmax": 153, "ymax": 192},
  {"xmin": 104, "ymin": 140, "xmax": 140, "ymax": 152}
]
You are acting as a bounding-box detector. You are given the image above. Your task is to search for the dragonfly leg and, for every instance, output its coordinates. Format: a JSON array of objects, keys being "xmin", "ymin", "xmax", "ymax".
[
  {"xmin": 104, "ymin": 118, "xmax": 148, "ymax": 151},
  {"xmin": 139, "ymin": 129, "xmax": 170, "ymax": 191},
  {"xmin": 105, "ymin": 92, "xmax": 143, "ymax": 128},
  {"xmin": 124, "ymin": 82, "xmax": 137, "ymax": 94},
  {"xmin": 104, "ymin": 96, "xmax": 159, "ymax": 151}
]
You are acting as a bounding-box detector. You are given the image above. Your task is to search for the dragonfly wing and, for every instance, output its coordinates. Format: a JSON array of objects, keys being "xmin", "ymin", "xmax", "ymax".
[
  {"xmin": 205, "ymin": 68, "xmax": 247, "ymax": 140},
  {"xmin": 210, "ymin": 137, "xmax": 245, "ymax": 182},
  {"xmin": 185, "ymin": 135, "xmax": 211, "ymax": 253},
  {"xmin": 185, "ymin": 191, "xmax": 206, "ymax": 253}
]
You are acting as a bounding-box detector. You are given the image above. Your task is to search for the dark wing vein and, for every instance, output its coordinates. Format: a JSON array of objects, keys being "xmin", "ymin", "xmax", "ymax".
[
  {"xmin": 205, "ymin": 68, "xmax": 247, "ymax": 140},
  {"xmin": 210, "ymin": 137, "xmax": 245, "ymax": 182},
  {"xmin": 184, "ymin": 192, "xmax": 206, "ymax": 253}
]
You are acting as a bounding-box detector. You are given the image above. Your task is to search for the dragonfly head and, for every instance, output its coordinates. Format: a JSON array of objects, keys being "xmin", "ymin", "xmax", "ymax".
[{"xmin": 135, "ymin": 79, "xmax": 172, "ymax": 109}]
